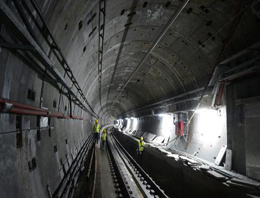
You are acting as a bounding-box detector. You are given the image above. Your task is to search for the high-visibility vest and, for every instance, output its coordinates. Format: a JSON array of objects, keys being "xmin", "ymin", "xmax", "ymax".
[
  {"xmin": 93, "ymin": 123, "xmax": 100, "ymax": 133},
  {"xmin": 101, "ymin": 132, "xmax": 107, "ymax": 141},
  {"xmin": 138, "ymin": 140, "xmax": 144, "ymax": 152}
]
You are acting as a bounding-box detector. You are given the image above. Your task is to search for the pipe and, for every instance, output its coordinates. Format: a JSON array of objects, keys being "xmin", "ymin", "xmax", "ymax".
[
  {"xmin": 121, "ymin": 87, "xmax": 208, "ymax": 116},
  {"xmin": 213, "ymin": 65, "xmax": 259, "ymax": 107},
  {"xmin": 209, "ymin": 47, "xmax": 260, "ymax": 87},
  {"xmin": 219, "ymin": 42, "xmax": 260, "ymax": 65},
  {"xmin": 0, "ymin": 98, "xmax": 88, "ymax": 120},
  {"xmin": 214, "ymin": 83, "xmax": 225, "ymax": 106},
  {"xmin": 111, "ymin": 0, "xmax": 190, "ymax": 107},
  {"xmin": 12, "ymin": 0, "xmax": 42, "ymax": 47}
]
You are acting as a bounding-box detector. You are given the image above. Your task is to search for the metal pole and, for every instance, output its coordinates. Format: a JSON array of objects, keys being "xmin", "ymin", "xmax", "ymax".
[{"xmin": 111, "ymin": 0, "xmax": 190, "ymax": 107}]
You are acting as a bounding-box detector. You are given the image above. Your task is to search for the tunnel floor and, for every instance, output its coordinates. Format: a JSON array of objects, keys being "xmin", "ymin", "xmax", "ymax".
[
  {"xmin": 94, "ymin": 143, "xmax": 117, "ymax": 198},
  {"xmin": 73, "ymin": 143, "xmax": 117, "ymax": 198},
  {"xmin": 71, "ymin": 133, "xmax": 259, "ymax": 198}
]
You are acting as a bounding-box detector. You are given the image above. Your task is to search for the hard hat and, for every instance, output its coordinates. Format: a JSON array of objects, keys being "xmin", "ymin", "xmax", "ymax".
[
  {"xmin": 104, "ymin": 129, "xmax": 106, "ymax": 132},
  {"xmin": 96, "ymin": 119, "xmax": 98, "ymax": 122},
  {"xmin": 140, "ymin": 136, "xmax": 143, "ymax": 141}
]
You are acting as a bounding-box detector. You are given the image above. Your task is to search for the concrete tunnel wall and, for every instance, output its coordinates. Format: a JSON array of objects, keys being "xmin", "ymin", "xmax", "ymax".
[
  {"xmin": 0, "ymin": 0, "xmax": 260, "ymax": 197},
  {"xmin": 6, "ymin": 0, "xmax": 258, "ymax": 119},
  {"xmin": 0, "ymin": 113, "xmax": 93, "ymax": 198}
]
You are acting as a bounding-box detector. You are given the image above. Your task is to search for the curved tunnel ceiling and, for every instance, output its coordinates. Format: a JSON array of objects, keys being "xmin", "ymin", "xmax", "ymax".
[{"xmin": 45, "ymin": 0, "xmax": 260, "ymax": 123}]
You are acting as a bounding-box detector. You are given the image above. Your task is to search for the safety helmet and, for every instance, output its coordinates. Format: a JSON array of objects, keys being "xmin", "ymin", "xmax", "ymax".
[
  {"xmin": 140, "ymin": 136, "xmax": 143, "ymax": 141},
  {"xmin": 96, "ymin": 119, "xmax": 98, "ymax": 123},
  {"xmin": 104, "ymin": 129, "xmax": 107, "ymax": 132}
]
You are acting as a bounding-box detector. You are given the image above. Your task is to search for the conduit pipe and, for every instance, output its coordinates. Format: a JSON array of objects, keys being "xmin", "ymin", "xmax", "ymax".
[{"xmin": 0, "ymin": 98, "xmax": 88, "ymax": 120}]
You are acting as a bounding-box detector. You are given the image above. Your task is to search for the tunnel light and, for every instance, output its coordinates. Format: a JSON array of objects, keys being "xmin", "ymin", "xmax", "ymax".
[
  {"xmin": 196, "ymin": 108, "xmax": 220, "ymax": 142},
  {"xmin": 123, "ymin": 118, "xmax": 131, "ymax": 132},
  {"xmin": 114, "ymin": 120, "xmax": 120, "ymax": 128},
  {"xmin": 195, "ymin": 108, "xmax": 214, "ymax": 114},
  {"xmin": 158, "ymin": 113, "xmax": 171, "ymax": 118},
  {"xmin": 132, "ymin": 117, "xmax": 138, "ymax": 130},
  {"xmin": 159, "ymin": 113, "xmax": 173, "ymax": 139}
]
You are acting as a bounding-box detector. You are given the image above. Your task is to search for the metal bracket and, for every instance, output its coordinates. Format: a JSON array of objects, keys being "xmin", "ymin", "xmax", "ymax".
[
  {"xmin": 0, "ymin": 42, "xmax": 35, "ymax": 51},
  {"xmin": 0, "ymin": 102, "xmax": 13, "ymax": 113},
  {"xmin": 97, "ymin": 0, "xmax": 106, "ymax": 111}
]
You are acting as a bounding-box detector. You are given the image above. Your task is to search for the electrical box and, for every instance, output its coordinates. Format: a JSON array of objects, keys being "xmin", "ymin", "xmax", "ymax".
[
  {"xmin": 175, "ymin": 121, "xmax": 184, "ymax": 137},
  {"xmin": 174, "ymin": 112, "xmax": 188, "ymax": 137}
]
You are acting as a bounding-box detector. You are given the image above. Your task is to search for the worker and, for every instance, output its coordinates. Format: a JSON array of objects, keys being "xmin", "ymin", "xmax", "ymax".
[
  {"xmin": 101, "ymin": 129, "xmax": 107, "ymax": 150},
  {"xmin": 93, "ymin": 119, "xmax": 100, "ymax": 144},
  {"xmin": 137, "ymin": 136, "xmax": 145, "ymax": 160}
]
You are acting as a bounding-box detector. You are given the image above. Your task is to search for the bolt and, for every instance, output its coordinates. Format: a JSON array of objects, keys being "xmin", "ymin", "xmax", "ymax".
[{"xmin": 150, "ymin": 190, "xmax": 155, "ymax": 194}]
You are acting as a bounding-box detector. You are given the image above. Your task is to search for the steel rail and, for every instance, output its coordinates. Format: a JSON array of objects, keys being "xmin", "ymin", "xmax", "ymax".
[
  {"xmin": 91, "ymin": 148, "xmax": 97, "ymax": 198},
  {"xmin": 109, "ymin": 135, "xmax": 148, "ymax": 197},
  {"xmin": 87, "ymin": 147, "xmax": 95, "ymax": 178},
  {"xmin": 111, "ymin": 0, "xmax": 190, "ymax": 108},
  {"xmin": 107, "ymin": 136, "xmax": 140, "ymax": 198},
  {"xmin": 111, "ymin": 134, "xmax": 169, "ymax": 198},
  {"xmin": 107, "ymin": 134, "xmax": 168, "ymax": 198}
]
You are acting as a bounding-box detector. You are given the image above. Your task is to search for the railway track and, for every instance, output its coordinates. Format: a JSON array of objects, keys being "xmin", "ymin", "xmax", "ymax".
[{"xmin": 107, "ymin": 134, "xmax": 169, "ymax": 198}]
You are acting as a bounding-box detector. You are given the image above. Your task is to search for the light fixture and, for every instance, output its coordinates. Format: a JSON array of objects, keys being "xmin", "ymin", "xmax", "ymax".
[{"xmin": 159, "ymin": 113, "xmax": 173, "ymax": 138}]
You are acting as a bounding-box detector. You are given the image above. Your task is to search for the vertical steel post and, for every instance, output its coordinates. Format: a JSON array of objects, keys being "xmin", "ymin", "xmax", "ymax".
[{"xmin": 97, "ymin": 0, "xmax": 106, "ymax": 112}]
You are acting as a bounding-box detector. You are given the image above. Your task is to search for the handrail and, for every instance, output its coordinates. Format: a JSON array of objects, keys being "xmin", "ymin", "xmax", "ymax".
[{"xmin": 52, "ymin": 134, "xmax": 94, "ymax": 198}]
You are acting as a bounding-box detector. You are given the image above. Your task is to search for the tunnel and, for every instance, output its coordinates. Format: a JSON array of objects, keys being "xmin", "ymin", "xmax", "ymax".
[{"xmin": 0, "ymin": 0, "xmax": 260, "ymax": 197}]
